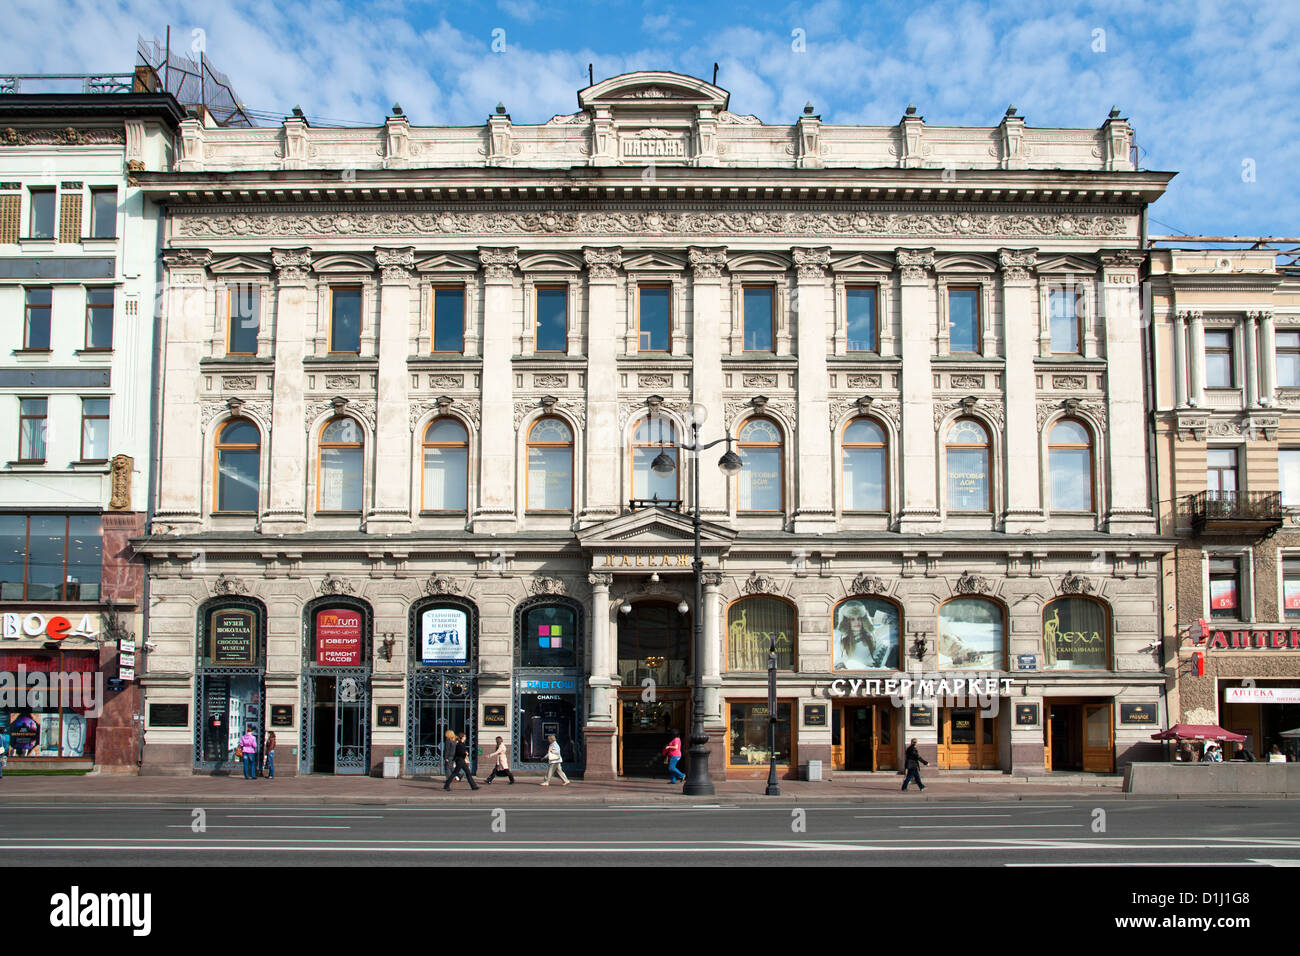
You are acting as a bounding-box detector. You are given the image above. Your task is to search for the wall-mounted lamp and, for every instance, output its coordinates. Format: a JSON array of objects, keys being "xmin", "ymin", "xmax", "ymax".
[
  {"xmin": 619, "ymin": 601, "xmax": 633, "ymax": 615},
  {"xmin": 677, "ymin": 601, "xmax": 689, "ymax": 615}
]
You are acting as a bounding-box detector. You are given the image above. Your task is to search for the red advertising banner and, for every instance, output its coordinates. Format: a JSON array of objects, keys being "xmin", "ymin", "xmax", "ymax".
[
  {"xmin": 315, "ymin": 609, "xmax": 362, "ymax": 666},
  {"xmin": 1285, "ymin": 581, "xmax": 1300, "ymax": 611},
  {"xmin": 1209, "ymin": 581, "xmax": 1238, "ymax": 611}
]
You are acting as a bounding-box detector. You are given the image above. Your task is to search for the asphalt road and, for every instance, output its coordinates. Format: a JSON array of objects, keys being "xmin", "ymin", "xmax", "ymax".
[{"xmin": 2, "ymin": 798, "xmax": 1299, "ymax": 866}]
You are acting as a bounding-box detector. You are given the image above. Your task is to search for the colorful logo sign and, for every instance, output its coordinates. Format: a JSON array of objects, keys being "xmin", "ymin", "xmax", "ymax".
[{"xmin": 537, "ymin": 622, "xmax": 563, "ymax": 650}]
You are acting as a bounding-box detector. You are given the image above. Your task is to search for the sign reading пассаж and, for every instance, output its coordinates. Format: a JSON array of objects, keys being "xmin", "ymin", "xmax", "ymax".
[
  {"xmin": 1206, "ymin": 628, "xmax": 1300, "ymax": 649},
  {"xmin": 377, "ymin": 705, "xmax": 400, "ymax": 727}
]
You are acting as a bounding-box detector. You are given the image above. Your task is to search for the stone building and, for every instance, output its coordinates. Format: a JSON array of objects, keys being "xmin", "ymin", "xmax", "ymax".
[
  {"xmin": 135, "ymin": 72, "xmax": 1173, "ymax": 777},
  {"xmin": 1149, "ymin": 243, "xmax": 1300, "ymax": 759},
  {"xmin": 0, "ymin": 80, "xmax": 182, "ymax": 769}
]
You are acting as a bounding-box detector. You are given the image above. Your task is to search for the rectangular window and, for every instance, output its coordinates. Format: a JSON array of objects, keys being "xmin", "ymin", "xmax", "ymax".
[
  {"xmin": 1049, "ymin": 286, "xmax": 1083, "ymax": 354},
  {"xmin": 329, "ymin": 287, "xmax": 362, "ymax": 353},
  {"xmin": 845, "ymin": 286, "xmax": 878, "ymax": 352},
  {"xmin": 1204, "ymin": 330, "xmax": 1235, "ymax": 387},
  {"xmin": 24, "ymin": 287, "xmax": 52, "ymax": 350},
  {"xmin": 19, "ymin": 398, "xmax": 47, "ymax": 462},
  {"xmin": 80, "ymin": 398, "xmax": 109, "ymax": 461},
  {"xmin": 948, "ymin": 286, "xmax": 981, "ymax": 352},
  {"xmin": 1282, "ymin": 450, "xmax": 1300, "ymax": 508},
  {"xmin": 1208, "ymin": 556, "xmax": 1242, "ymax": 621},
  {"xmin": 534, "ymin": 286, "xmax": 567, "ymax": 352},
  {"xmin": 227, "ymin": 284, "xmax": 260, "ymax": 355},
  {"xmin": 432, "ymin": 286, "xmax": 465, "ymax": 353},
  {"xmin": 28, "ymin": 188, "xmax": 55, "ymax": 239},
  {"xmin": 742, "ymin": 286, "xmax": 774, "ymax": 352},
  {"xmin": 89, "ymin": 188, "xmax": 117, "ymax": 239},
  {"xmin": 1207, "ymin": 447, "xmax": 1239, "ymax": 496},
  {"xmin": 0, "ymin": 514, "xmax": 102, "ymax": 603},
  {"xmin": 727, "ymin": 701, "xmax": 793, "ymax": 768},
  {"xmin": 84, "ymin": 287, "xmax": 114, "ymax": 350},
  {"xmin": 1277, "ymin": 331, "xmax": 1300, "ymax": 388},
  {"xmin": 1284, "ymin": 557, "xmax": 1300, "ymax": 622},
  {"xmin": 637, "ymin": 284, "xmax": 671, "ymax": 352}
]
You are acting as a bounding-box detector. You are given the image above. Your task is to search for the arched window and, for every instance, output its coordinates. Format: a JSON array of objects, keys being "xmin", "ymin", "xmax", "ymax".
[
  {"xmin": 1048, "ymin": 419, "xmax": 1094, "ymax": 512},
  {"xmin": 631, "ymin": 416, "xmax": 678, "ymax": 503},
  {"xmin": 736, "ymin": 418, "xmax": 783, "ymax": 512},
  {"xmin": 843, "ymin": 418, "xmax": 888, "ymax": 512},
  {"xmin": 945, "ymin": 418, "xmax": 990, "ymax": 512},
  {"xmin": 1042, "ymin": 597, "xmax": 1110, "ymax": 670},
  {"xmin": 318, "ymin": 417, "xmax": 364, "ymax": 512},
  {"xmin": 214, "ymin": 419, "xmax": 260, "ymax": 514},
  {"xmin": 937, "ymin": 597, "xmax": 1005, "ymax": 670},
  {"xmin": 421, "ymin": 418, "xmax": 468, "ymax": 512},
  {"xmin": 727, "ymin": 596, "xmax": 795, "ymax": 671},
  {"xmin": 526, "ymin": 417, "xmax": 573, "ymax": 512},
  {"xmin": 519, "ymin": 601, "xmax": 580, "ymax": 669},
  {"xmin": 832, "ymin": 597, "xmax": 901, "ymax": 670}
]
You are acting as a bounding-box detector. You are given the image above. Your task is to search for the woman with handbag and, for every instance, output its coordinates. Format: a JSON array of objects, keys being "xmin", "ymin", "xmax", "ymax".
[
  {"xmin": 662, "ymin": 729, "xmax": 685, "ymax": 784},
  {"xmin": 238, "ymin": 727, "xmax": 258, "ymax": 780},
  {"xmin": 540, "ymin": 734, "xmax": 569, "ymax": 786},
  {"xmin": 262, "ymin": 730, "xmax": 276, "ymax": 778}
]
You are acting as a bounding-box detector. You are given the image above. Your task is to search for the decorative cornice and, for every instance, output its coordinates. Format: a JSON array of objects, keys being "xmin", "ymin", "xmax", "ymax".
[
  {"xmin": 791, "ymin": 246, "xmax": 832, "ymax": 280},
  {"xmin": 162, "ymin": 248, "xmax": 212, "ymax": 271},
  {"xmin": 1, "ymin": 126, "xmax": 124, "ymax": 147},
  {"xmin": 582, "ymin": 245, "xmax": 623, "ymax": 280}
]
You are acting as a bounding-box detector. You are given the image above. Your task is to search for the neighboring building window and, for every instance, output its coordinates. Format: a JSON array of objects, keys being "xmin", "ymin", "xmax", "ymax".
[
  {"xmin": 28, "ymin": 188, "xmax": 55, "ymax": 239},
  {"xmin": 18, "ymin": 398, "xmax": 47, "ymax": 462},
  {"xmin": 421, "ymin": 418, "xmax": 468, "ymax": 512},
  {"xmin": 329, "ymin": 286, "xmax": 362, "ymax": 353},
  {"xmin": 0, "ymin": 514, "xmax": 101, "ymax": 601},
  {"xmin": 631, "ymin": 416, "xmax": 677, "ymax": 503},
  {"xmin": 535, "ymin": 286, "xmax": 567, "ymax": 353},
  {"xmin": 1208, "ymin": 556, "xmax": 1242, "ymax": 621},
  {"xmin": 736, "ymin": 417, "xmax": 783, "ymax": 512},
  {"xmin": 937, "ymin": 597, "xmax": 1005, "ymax": 670},
  {"xmin": 728, "ymin": 701, "xmax": 792, "ymax": 768},
  {"xmin": 432, "ymin": 286, "xmax": 465, "ymax": 353},
  {"xmin": 526, "ymin": 417, "xmax": 573, "ymax": 512},
  {"xmin": 1048, "ymin": 419, "xmax": 1094, "ymax": 512},
  {"xmin": 1207, "ymin": 447, "xmax": 1239, "ymax": 497},
  {"xmin": 24, "ymin": 287, "xmax": 52, "ymax": 350},
  {"xmin": 89, "ymin": 188, "xmax": 117, "ymax": 239},
  {"xmin": 726, "ymin": 596, "xmax": 795, "ymax": 670},
  {"xmin": 845, "ymin": 286, "xmax": 878, "ymax": 352},
  {"xmin": 1277, "ymin": 331, "xmax": 1300, "ymax": 388},
  {"xmin": 227, "ymin": 284, "xmax": 260, "ymax": 355},
  {"xmin": 520, "ymin": 601, "xmax": 578, "ymax": 669},
  {"xmin": 946, "ymin": 418, "xmax": 990, "ymax": 512},
  {"xmin": 842, "ymin": 417, "xmax": 887, "ymax": 512},
  {"xmin": 1049, "ymin": 285, "xmax": 1083, "ymax": 354},
  {"xmin": 318, "ymin": 417, "xmax": 364, "ymax": 511},
  {"xmin": 80, "ymin": 398, "xmax": 109, "ymax": 462},
  {"xmin": 1204, "ymin": 330, "xmax": 1235, "ymax": 387},
  {"xmin": 1281, "ymin": 450, "xmax": 1300, "ymax": 507},
  {"xmin": 742, "ymin": 286, "xmax": 774, "ymax": 352},
  {"xmin": 215, "ymin": 419, "xmax": 260, "ymax": 514},
  {"xmin": 1042, "ymin": 597, "xmax": 1110, "ymax": 670},
  {"xmin": 84, "ymin": 287, "xmax": 114, "ymax": 350},
  {"xmin": 947, "ymin": 286, "xmax": 980, "ymax": 352},
  {"xmin": 637, "ymin": 285, "xmax": 670, "ymax": 352},
  {"xmin": 1283, "ymin": 557, "xmax": 1300, "ymax": 622},
  {"xmin": 832, "ymin": 597, "xmax": 900, "ymax": 670}
]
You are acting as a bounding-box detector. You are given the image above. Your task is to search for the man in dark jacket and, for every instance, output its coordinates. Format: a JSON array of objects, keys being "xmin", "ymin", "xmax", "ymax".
[
  {"xmin": 443, "ymin": 731, "xmax": 480, "ymax": 791},
  {"xmin": 1232, "ymin": 742, "xmax": 1255, "ymax": 762},
  {"xmin": 902, "ymin": 738, "xmax": 928, "ymax": 791}
]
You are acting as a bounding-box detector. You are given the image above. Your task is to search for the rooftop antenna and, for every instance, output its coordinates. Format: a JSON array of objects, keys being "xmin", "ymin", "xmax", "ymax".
[
  {"xmin": 712, "ymin": 62, "xmax": 719, "ymax": 85},
  {"xmin": 588, "ymin": 63, "xmax": 594, "ymax": 86}
]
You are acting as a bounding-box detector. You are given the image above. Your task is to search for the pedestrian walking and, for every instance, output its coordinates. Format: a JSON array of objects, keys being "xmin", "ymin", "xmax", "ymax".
[
  {"xmin": 0, "ymin": 725, "xmax": 8, "ymax": 779},
  {"xmin": 443, "ymin": 730, "xmax": 479, "ymax": 791},
  {"xmin": 442, "ymin": 729, "xmax": 464, "ymax": 780},
  {"xmin": 483, "ymin": 735, "xmax": 515, "ymax": 785},
  {"xmin": 662, "ymin": 729, "xmax": 685, "ymax": 784},
  {"xmin": 239, "ymin": 726, "xmax": 258, "ymax": 780},
  {"xmin": 901, "ymin": 738, "xmax": 927, "ymax": 791},
  {"xmin": 262, "ymin": 730, "xmax": 277, "ymax": 778},
  {"xmin": 540, "ymin": 733, "xmax": 569, "ymax": 786}
]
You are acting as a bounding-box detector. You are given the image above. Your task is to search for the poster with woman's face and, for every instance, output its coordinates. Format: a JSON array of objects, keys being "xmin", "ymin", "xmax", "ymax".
[
  {"xmin": 833, "ymin": 598, "xmax": 899, "ymax": 670},
  {"xmin": 938, "ymin": 598, "xmax": 1004, "ymax": 670}
]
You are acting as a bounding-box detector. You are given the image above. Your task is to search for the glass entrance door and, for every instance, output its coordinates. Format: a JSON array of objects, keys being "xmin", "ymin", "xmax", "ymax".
[
  {"xmin": 406, "ymin": 669, "xmax": 476, "ymax": 775},
  {"xmin": 1082, "ymin": 702, "xmax": 1114, "ymax": 773},
  {"xmin": 618, "ymin": 694, "xmax": 687, "ymax": 777},
  {"xmin": 846, "ymin": 705, "xmax": 874, "ymax": 769},
  {"xmin": 302, "ymin": 670, "xmax": 371, "ymax": 774}
]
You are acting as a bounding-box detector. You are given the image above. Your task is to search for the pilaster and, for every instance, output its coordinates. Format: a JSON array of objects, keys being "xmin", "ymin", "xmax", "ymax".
[
  {"xmin": 792, "ymin": 246, "xmax": 835, "ymax": 532},
  {"xmin": 999, "ymin": 247, "xmax": 1043, "ymax": 530},
  {"xmin": 475, "ymin": 247, "xmax": 519, "ymax": 532},
  {"xmin": 689, "ymin": 246, "xmax": 728, "ymax": 519},
  {"xmin": 261, "ymin": 248, "xmax": 312, "ymax": 534},
  {"xmin": 368, "ymin": 247, "xmax": 415, "ymax": 533},
  {"xmin": 896, "ymin": 248, "xmax": 940, "ymax": 532}
]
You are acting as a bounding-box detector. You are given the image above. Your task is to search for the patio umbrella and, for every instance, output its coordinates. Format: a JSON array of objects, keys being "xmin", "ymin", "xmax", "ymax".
[
  {"xmin": 1280, "ymin": 727, "xmax": 1300, "ymax": 739},
  {"xmin": 1150, "ymin": 723, "xmax": 1246, "ymax": 742}
]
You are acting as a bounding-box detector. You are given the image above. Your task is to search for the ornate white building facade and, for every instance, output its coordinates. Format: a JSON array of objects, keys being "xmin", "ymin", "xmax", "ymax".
[{"xmin": 135, "ymin": 72, "xmax": 1173, "ymax": 777}]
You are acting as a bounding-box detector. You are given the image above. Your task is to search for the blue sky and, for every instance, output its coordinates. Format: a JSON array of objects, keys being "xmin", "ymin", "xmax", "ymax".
[{"xmin": 7, "ymin": 0, "xmax": 1298, "ymax": 236}]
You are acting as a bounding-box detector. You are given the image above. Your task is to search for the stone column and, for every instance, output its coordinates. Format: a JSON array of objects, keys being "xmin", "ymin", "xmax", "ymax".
[
  {"xmin": 1243, "ymin": 312, "xmax": 1260, "ymax": 408},
  {"xmin": 702, "ymin": 571, "xmax": 723, "ymax": 723},
  {"xmin": 689, "ymin": 247, "xmax": 728, "ymax": 518},
  {"xmin": 154, "ymin": 249, "xmax": 210, "ymax": 529},
  {"xmin": 475, "ymin": 248, "xmax": 518, "ymax": 531},
  {"xmin": 792, "ymin": 247, "xmax": 835, "ymax": 533},
  {"xmin": 368, "ymin": 247, "xmax": 415, "ymax": 533},
  {"xmin": 1188, "ymin": 310, "xmax": 1206, "ymax": 407},
  {"xmin": 1173, "ymin": 311, "xmax": 1188, "ymax": 407},
  {"xmin": 583, "ymin": 572, "xmax": 617, "ymax": 779},
  {"xmin": 583, "ymin": 247, "xmax": 622, "ymax": 522},
  {"xmin": 999, "ymin": 248, "xmax": 1043, "ymax": 531},
  {"xmin": 897, "ymin": 248, "xmax": 940, "ymax": 532},
  {"xmin": 1101, "ymin": 251, "xmax": 1153, "ymax": 532},
  {"xmin": 1257, "ymin": 311, "xmax": 1277, "ymax": 406},
  {"xmin": 261, "ymin": 248, "xmax": 312, "ymax": 534}
]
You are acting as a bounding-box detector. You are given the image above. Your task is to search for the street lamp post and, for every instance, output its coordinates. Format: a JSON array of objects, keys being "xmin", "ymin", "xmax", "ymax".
[
  {"xmin": 765, "ymin": 635, "xmax": 780, "ymax": 796},
  {"xmin": 650, "ymin": 402, "xmax": 741, "ymax": 797}
]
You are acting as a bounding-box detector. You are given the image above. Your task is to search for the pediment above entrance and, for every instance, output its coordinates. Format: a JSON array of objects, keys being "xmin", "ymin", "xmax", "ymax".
[
  {"xmin": 578, "ymin": 72, "xmax": 729, "ymax": 112},
  {"xmin": 578, "ymin": 508, "xmax": 734, "ymax": 570}
]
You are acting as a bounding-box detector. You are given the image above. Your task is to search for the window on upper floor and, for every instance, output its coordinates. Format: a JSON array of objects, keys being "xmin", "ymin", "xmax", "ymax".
[
  {"xmin": 1281, "ymin": 450, "xmax": 1300, "ymax": 508},
  {"xmin": 421, "ymin": 418, "xmax": 469, "ymax": 512},
  {"xmin": 28, "ymin": 188, "xmax": 55, "ymax": 239},
  {"xmin": 637, "ymin": 284, "xmax": 671, "ymax": 353},
  {"xmin": 317, "ymin": 417, "xmax": 364, "ymax": 512},
  {"xmin": 0, "ymin": 514, "xmax": 101, "ymax": 602},
  {"xmin": 18, "ymin": 397, "xmax": 47, "ymax": 462},
  {"xmin": 84, "ymin": 288, "xmax": 114, "ymax": 350},
  {"xmin": 534, "ymin": 286, "xmax": 567, "ymax": 353},
  {"xmin": 1048, "ymin": 419, "xmax": 1094, "ymax": 513},
  {"xmin": 845, "ymin": 286, "xmax": 878, "ymax": 352},
  {"xmin": 227, "ymin": 284, "xmax": 260, "ymax": 356},
  {"xmin": 1049, "ymin": 285, "xmax": 1084, "ymax": 354},
  {"xmin": 945, "ymin": 418, "xmax": 990, "ymax": 512},
  {"xmin": 89, "ymin": 188, "xmax": 117, "ymax": 239},
  {"xmin": 842, "ymin": 417, "xmax": 888, "ymax": 513},
  {"xmin": 1206, "ymin": 447, "xmax": 1239, "ymax": 497},
  {"xmin": 329, "ymin": 286, "xmax": 362, "ymax": 353},
  {"xmin": 631, "ymin": 416, "xmax": 678, "ymax": 504},
  {"xmin": 432, "ymin": 286, "xmax": 465, "ymax": 353},
  {"xmin": 215, "ymin": 419, "xmax": 260, "ymax": 514},
  {"xmin": 24, "ymin": 287, "xmax": 52, "ymax": 350},
  {"xmin": 1284, "ymin": 556, "xmax": 1300, "ymax": 622},
  {"xmin": 526, "ymin": 417, "xmax": 573, "ymax": 512},
  {"xmin": 947, "ymin": 286, "xmax": 981, "ymax": 353},
  {"xmin": 1208, "ymin": 555, "xmax": 1243, "ymax": 621},
  {"xmin": 1277, "ymin": 331, "xmax": 1300, "ymax": 388},
  {"xmin": 742, "ymin": 286, "xmax": 774, "ymax": 353},
  {"xmin": 1204, "ymin": 330, "xmax": 1235, "ymax": 388},
  {"xmin": 80, "ymin": 398, "xmax": 109, "ymax": 462},
  {"xmin": 736, "ymin": 417, "xmax": 783, "ymax": 512}
]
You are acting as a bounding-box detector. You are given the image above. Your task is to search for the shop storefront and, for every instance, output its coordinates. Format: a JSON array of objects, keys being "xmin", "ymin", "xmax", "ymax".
[
  {"xmin": 617, "ymin": 599, "xmax": 689, "ymax": 777},
  {"xmin": 726, "ymin": 699, "xmax": 795, "ymax": 777},
  {"xmin": 830, "ymin": 699, "xmax": 899, "ymax": 771},
  {"xmin": 1220, "ymin": 680, "xmax": 1300, "ymax": 761},
  {"xmin": 0, "ymin": 646, "xmax": 100, "ymax": 763},
  {"xmin": 406, "ymin": 596, "xmax": 477, "ymax": 775},
  {"xmin": 301, "ymin": 597, "xmax": 371, "ymax": 774},
  {"xmin": 514, "ymin": 596, "xmax": 584, "ymax": 772},
  {"xmin": 194, "ymin": 598, "xmax": 266, "ymax": 771}
]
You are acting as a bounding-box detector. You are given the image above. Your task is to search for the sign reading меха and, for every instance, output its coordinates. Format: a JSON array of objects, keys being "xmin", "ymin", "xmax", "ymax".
[
  {"xmin": 315, "ymin": 608, "xmax": 362, "ymax": 666},
  {"xmin": 421, "ymin": 607, "xmax": 468, "ymax": 665},
  {"xmin": 211, "ymin": 609, "xmax": 255, "ymax": 664}
]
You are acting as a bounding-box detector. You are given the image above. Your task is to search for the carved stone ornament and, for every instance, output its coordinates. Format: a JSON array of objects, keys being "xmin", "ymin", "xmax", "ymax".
[
  {"xmin": 1, "ymin": 126, "xmax": 124, "ymax": 147},
  {"xmin": 478, "ymin": 246, "xmax": 519, "ymax": 280},
  {"xmin": 428, "ymin": 374, "xmax": 465, "ymax": 390},
  {"xmin": 271, "ymin": 247, "xmax": 312, "ymax": 282},
  {"xmin": 319, "ymin": 573, "xmax": 357, "ymax": 596},
  {"xmin": 849, "ymin": 573, "xmax": 888, "ymax": 595},
  {"xmin": 1035, "ymin": 397, "xmax": 1107, "ymax": 432},
  {"xmin": 896, "ymin": 248, "xmax": 936, "ymax": 280},
  {"xmin": 638, "ymin": 373, "xmax": 673, "ymax": 389},
  {"xmin": 791, "ymin": 246, "xmax": 831, "ymax": 279},
  {"xmin": 534, "ymin": 373, "xmax": 569, "ymax": 389},
  {"xmin": 423, "ymin": 574, "xmax": 464, "ymax": 596},
  {"xmin": 834, "ymin": 397, "xmax": 900, "ymax": 431},
  {"xmin": 950, "ymin": 374, "xmax": 985, "ymax": 390},
  {"xmin": 210, "ymin": 573, "xmax": 250, "ymax": 596},
  {"xmin": 743, "ymin": 373, "xmax": 778, "ymax": 389},
  {"xmin": 846, "ymin": 374, "xmax": 882, "ymax": 390},
  {"xmin": 934, "ymin": 396, "xmax": 1004, "ymax": 430},
  {"xmin": 726, "ymin": 397, "xmax": 794, "ymax": 430},
  {"xmin": 108, "ymin": 454, "xmax": 133, "ymax": 511},
  {"xmin": 1099, "ymin": 249, "xmax": 1146, "ymax": 271},
  {"xmin": 688, "ymin": 246, "xmax": 728, "ymax": 278},
  {"xmin": 953, "ymin": 571, "xmax": 993, "ymax": 595},
  {"xmin": 306, "ymin": 398, "xmax": 376, "ymax": 431},
  {"xmin": 1052, "ymin": 374, "xmax": 1088, "ymax": 390},
  {"xmin": 529, "ymin": 576, "xmax": 567, "ymax": 596},
  {"xmin": 515, "ymin": 399, "xmax": 584, "ymax": 431},
  {"xmin": 1059, "ymin": 572, "xmax": 1096, "ymax": 595},
  {"xmin": 742, "ymin": 572, "xmax": 782, "ymax": 595},
  {"xmin": 998, "ymin": 247, "xmax": 1038, "ymax": 281},
  {"xmin": 583, "ymin": 246, "xmax": 623, "ymax": 280},
  {"xmin": 163, "ymin": 248, "xmax": 212, "ymax": 271},
  {"xmin": 203, "ymin": 399, "xmax": 272, "ymax": 430},
  {"xmin": 375, "ymin": 246, "xmax": 416, "ymax": 282},
  {"xmin": 324, "ymin": 374, "xmax": 360, "ymax": 391},
  {"xmin": 701, "ymin": 571, "xmax": 724, "ymax": 587},
  {"xmin": 222, "ymin": 375, "xmax": 258, "ymax": 391},
  {"xmin": 587, "ymin": 573, "xmax": 614, "ymax": 588}
]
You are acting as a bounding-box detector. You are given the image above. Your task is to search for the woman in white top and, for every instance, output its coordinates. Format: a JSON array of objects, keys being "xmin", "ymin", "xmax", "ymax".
[{"xmin": 540, "ymin": 734, "xmax": 569, "ymax": 786}]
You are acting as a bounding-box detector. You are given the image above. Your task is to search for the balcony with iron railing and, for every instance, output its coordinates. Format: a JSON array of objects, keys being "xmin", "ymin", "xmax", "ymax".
[
  {"xmin": 1184, "ymin": 490, "xmax": 1282, "ymax": 535},
  {"xmin": 627, "ymin": 496, "xmax": 682, "ymax": 513}
]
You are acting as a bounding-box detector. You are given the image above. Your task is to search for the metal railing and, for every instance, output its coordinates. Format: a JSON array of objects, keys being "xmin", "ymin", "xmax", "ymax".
[
  {"xmin": 628, "ymin": 497, "xmax": 682, "ymax": 512},
  {"xmin": 0, "ymin": 74, "xmax": 136, "ymax": 95},
  {"xmin": 1186, "ymin": 490, "xmax": 1282, "ymax": 525}
]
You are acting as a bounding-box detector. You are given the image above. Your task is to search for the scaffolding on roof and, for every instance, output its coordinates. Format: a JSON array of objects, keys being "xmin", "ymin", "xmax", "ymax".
[{"xmin": 136, "ymin": 31, "xmax": 254, "ymax": 127}]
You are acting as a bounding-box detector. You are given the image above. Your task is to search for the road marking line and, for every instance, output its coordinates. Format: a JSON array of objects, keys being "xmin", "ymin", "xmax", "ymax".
[
  {"xmin": 164, "ymin": 825, "xmax": 351, "ymax": 830},
  {"xmin": 1248, "ymin": 859, "xmax": 1300, "ymax": 866},
  {"xmin": 900, "ymin": 824, "xmax": 1084, "ymax": 830},
  {"xmin": 854, "ymin": 814, "xmax": 1012, "ymax": 819},
  {"xmin": 221, "ymin": 815, "xmax": 382, "ymax": 819}
]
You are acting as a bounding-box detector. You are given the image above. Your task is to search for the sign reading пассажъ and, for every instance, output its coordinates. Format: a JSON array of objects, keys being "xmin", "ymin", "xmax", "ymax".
[{"xmin": 1206, "ymin": 629, "xmax": 1300, "ymax": 649}]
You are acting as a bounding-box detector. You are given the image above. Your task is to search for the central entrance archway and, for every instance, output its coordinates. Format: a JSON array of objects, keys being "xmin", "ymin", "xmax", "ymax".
[{"xmin": 616, "ymin": 600, "xmax": 691, "ymax": 777}]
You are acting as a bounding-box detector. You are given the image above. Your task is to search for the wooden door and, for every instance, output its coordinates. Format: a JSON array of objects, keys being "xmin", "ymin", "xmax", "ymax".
[
  {"xmin": 1082, "ymin": 702, "xmax": 1114, "ymax": 773},
  {"xmin": 846, "ymin": 705, "xmax": 874, "ymax": 769},
  {"xmin": 874, "ymin": 704, "xmax": 898, "ymax": 770},
  {"xmin": 830, "ymin": 705, "xmax": 844, "ymax": 770},
  {"xmin": 1044, "ymin": 708, "xmax": 1053, "ymax": 771}
]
